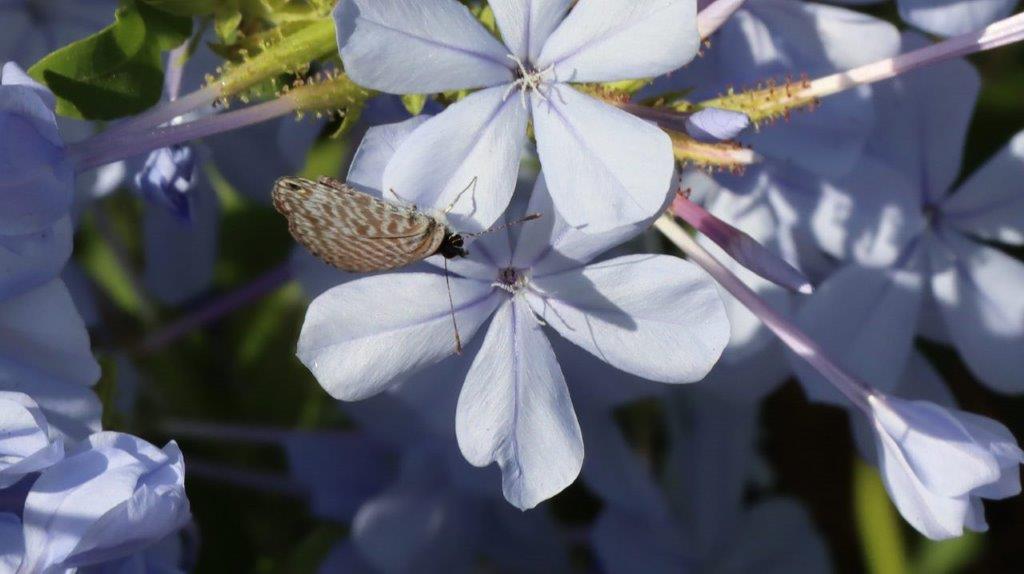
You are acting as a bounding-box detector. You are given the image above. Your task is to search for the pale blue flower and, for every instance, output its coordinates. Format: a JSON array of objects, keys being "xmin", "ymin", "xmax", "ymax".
[
  {"xmin": 335, "ymin": 0, "xmax": 700, "ymax": 233},
  {"xmin": 0, "ymin": 278, "xmax": 101, "ymax": 442},
  {"xmin": 17, "ymin": 432, "xmax": 190, "ymax": 574},
  {"xmin": 1, "ymin": 62, "xmax": 73, "ymax": 237},
  {"xmin": 831, "ymin": 0, "xmax": 1019, "ymax": 37},
  {"xmin": 173, "ymin": 395, "xmax": 571, "ymax": 573},
  {"xmin": 591, "ymin": 390, "xmax": 832, "ymax": 573},
  {"xmin": 139, "ymin": 162, "xmax": 220, "ymax": 306},
  {"xmin": 297, "ymin": 117, "xmax": 730, "ymax": 509},
  {"xmin": 134, "ymin": 145, "xmax": 198, "ymax": 222},
  {"xmin": 793, "ymin": 34, "xmax": 1024, "ymax": 401},
  {"xmin": 0, "ymin": 513, "xmax": 23, "ymax": 571},
  {"xmin": 0, "ymin": 392, "xmax": 63, "ymax": 489},
  {"xmin": 650, "ymin": 0, "xmax": 901, "ymax": 177}
]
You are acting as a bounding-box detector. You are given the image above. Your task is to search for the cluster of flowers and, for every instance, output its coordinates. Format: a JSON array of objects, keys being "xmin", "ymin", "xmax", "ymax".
[
  {"xmin": 0, "ymin": 63, "xmax": 191, "ymax": 571},
  {"xmin": 2, "ymin": 0, "xmax": 1024, "ymax": 571}
]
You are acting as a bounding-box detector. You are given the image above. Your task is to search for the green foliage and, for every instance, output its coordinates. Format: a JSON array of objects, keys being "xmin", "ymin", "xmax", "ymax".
[
  {"xmin": 854, "ymin": 459, "xmax": 910, "ymax": 574},
  {"xmin": 28, "ymin": 0, "xmax": 191, "ymax": 120},
  {"xmin": 139, "ymin": 0, "xmax": 215, "ymax": 16},
  {"xmin": 402, "ymin": 94, "xmax": 428, "ymax": 116}
]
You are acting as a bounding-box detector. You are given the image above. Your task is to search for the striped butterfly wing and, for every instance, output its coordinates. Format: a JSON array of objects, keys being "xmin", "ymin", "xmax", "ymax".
[{"xmin": 272, "ymin": 177, "xmax": 446, "ymax": 272}]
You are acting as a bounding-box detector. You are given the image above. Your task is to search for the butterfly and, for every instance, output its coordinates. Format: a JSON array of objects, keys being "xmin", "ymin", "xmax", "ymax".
[{"xmin": 271, "ymin": 176, "xmax": 469, "ymax": 273}]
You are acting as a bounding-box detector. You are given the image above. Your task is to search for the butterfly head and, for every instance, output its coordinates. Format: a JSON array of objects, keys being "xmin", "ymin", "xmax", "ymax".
[{"xmin": 439, "ymin": 232, "xmax": 468, "ymax": 259}]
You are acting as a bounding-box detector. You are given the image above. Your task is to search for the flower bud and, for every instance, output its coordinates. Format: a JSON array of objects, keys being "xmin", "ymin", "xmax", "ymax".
[{"xmin": 869, "ymin": 395, "xmax": 1024, "ymax": 540}]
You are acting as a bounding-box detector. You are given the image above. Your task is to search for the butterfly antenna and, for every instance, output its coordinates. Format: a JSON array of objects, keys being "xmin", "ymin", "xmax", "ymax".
[
  {"xmin": 443, "ymin": 258, "xmax": 463, "ymax": 355},
  {"xmin": 464, "ymin": 213, "xmax": 543, "ymax": 239}
]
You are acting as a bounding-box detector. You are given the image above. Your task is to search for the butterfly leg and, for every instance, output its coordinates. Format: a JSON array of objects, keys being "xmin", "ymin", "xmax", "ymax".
[
  {"xmin": 444, "ymin": 176, "xmax": 478, "ymax": 215},
  {"xmin": 388, "ymin": 188, "xmax": 417, "ymax": 210}
]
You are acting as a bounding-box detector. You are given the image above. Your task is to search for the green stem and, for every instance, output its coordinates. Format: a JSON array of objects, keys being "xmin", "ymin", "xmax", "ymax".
[{"xmin": 855, "ymin": 458, "xmax": 911, "ymax": 574}]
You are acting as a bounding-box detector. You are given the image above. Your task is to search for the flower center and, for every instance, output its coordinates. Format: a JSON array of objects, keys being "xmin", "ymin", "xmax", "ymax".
[
  {"xmin": 504, "ymin": 55, "xmax": 554, "ymax": 106},
  {"xmin": 922, "ymin": 201, "xmax": 944, "ymax": 229},
  {"xmin": 495, "ymin": 267, "xmax": 530, "ymax": 294}
]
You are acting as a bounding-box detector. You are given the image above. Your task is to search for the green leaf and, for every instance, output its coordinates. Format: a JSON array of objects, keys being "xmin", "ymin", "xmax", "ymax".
[
  {"xmin": 214, "ymin": 1, "xmax": 244, "ymax": 42},
  {"xmin": 28, "ymin": 0, "xmax": 191, "ymax": 120},
  {"xmin": 137, "ymin": 1, "xmax": 193, "ymax": 50},
  {"xmin": 401, "ymin": 94, "xmax": 427, "ymax": 116}
]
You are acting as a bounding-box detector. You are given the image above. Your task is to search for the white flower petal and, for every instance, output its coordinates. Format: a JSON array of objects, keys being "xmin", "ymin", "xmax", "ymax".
[
  {"xmin": 532, "ymin": 86, "xmax": 674, "ymax": 233},
  {"xmin": 489, "ymin": 0, "xmax": 572, "ymax": 62},
  {"xmin": 873, "ymin": 429, "xmax": 972, "ymax": 540},
  {"xmin": 0, "ymin": 279, "xmax": 99, "ymax": 388},
  {"xmin": 872, "ymin": 397, "xmax": 1001, "ymax": 498},
  {"xmin": 899, "ymin": 0, "xmax": 1017, "ymax": 37},
  {"xmin": 348, "ymin": 116, "xmax": 431, "ymax": 194},
  {"xmin": 298, "ymin": 274, "xmax": 500, "ymax": 401},
  {"xmin": 810, "ymin": 156, "xmax": 924, "ymax": 267},
  {"xmin": 929, "ymin": 232, "xmax": 1024, "ymax": 394},
  {"xmin": 334, "ymin": 0, "xmax": 514, "ymax": 93},
  {"xmin": 511, "ymin": 175, "xmax": 647, "ymax": 276},
  {"xmin": 0, "ymin": 217, "xmax": 72, "ymax": 301},
  {"xmin": 531, "ymin": 254, "xmax": 729, "ymax": 383},
  {"xmin": 538, "ymin": 0, "xmax": 699, "ymax": 82},
  {"xmin": 792, "ymin": 262, "xmax": 923, "ymax": 406},
  {"xmin": 0, "ymin": 392, "xmax": 62, "ymax": 489},
  {"xmin": 456, "ymin": 299, "xmax": 583, "ymax": 510},
  {"xmin": 950, "ymin": 410, "xmax": 1024, "ymax": 500},
  {"xmin": 383, "ymin": 86, "xmax": 528, "ymax": 232},
  {"xmin": 865, "ymin": 33, "xmax": 980, "ymax": 201},
  {"xmin": 943, "ymin": 131, "xmax": 1024, "ymax": 246}
]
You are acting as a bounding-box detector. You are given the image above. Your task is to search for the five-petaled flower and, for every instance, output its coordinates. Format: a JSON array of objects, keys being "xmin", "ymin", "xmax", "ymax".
[
  {"xmin": 296, "ymin": 117, "xmax": 730, "ymax": 508},
  {"xmin": 335, "ymin": 0, "xmax": 700, "ymax": 234}
]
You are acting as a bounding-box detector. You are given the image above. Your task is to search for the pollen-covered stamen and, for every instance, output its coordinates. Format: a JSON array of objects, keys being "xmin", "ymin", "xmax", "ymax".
[
  {"xmin": 493, "ymin": 267, "xmax": 531, "ymax": 294},
  {"xmin": 503, "ymin": 55, "xmax": 555, "ymax": 108}
]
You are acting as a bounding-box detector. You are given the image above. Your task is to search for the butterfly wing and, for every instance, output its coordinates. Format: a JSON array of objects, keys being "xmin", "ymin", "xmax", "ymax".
[{"xmin": 273, "ymin": 177, "xmax": 446, "ymax": 272}]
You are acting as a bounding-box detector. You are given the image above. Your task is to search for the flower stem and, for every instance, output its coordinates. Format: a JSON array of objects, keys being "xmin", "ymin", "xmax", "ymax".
[
  {"xmin": 697, "ymin": 0, "xmax": 747, "ymax": 40},
  {"xmin": 702, "ymin": 12, "xmax": 1024, "ymax": 122},
  {"xmin": 85, "ymin": 85, "xmax": 222, "ymax": 150},
  {"xmin": 805, "ymin": 12, "xmax": 1024, "ymax": 100},
  {"xmin": 71, "ymin": 95, "xmax": 298, "ymax": 171},
  {"xmin": 71, "ymin": 72, "xmax": 372, "ymax": 171},
  {"xmin": 137, "ymin": 263, "xmax": 293, "ymax": 355},
  {"xmin": 654, "ymin": 214, "xmax": 873, "ymax": 411}
]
